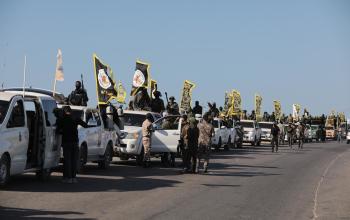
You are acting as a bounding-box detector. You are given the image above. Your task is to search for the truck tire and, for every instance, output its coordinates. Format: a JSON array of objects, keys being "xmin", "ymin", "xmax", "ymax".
[
  {"xmin": 98, "ymin": 144, "xmax": 113, "ymax": 169},
  {"xmin": 0, "ymin": 154, "xmax": 10, "ymax": 187},
  {"xmin": 136, "ymin": 147, "xmax": 144, "ymax": 166}
]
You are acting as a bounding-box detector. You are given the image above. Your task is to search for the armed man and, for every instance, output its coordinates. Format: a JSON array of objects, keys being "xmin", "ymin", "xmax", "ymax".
[
  {"xmin": 271, "ymin": 122, "xmax": 280, "ymax": 152},
  {"xmin": 67, "ymin": 81, "xmax": 89, "ymax": 106},
  {"xmin": 151, "ymin": 91, "xmax": 165, "ymax": 113},
  {"xmin": 166, "ymin": 96, "xmax": 180, "ymax": 115},
  {"xmin": 192, "ymin": 101, "xmax": 203, "ymax": 115}
]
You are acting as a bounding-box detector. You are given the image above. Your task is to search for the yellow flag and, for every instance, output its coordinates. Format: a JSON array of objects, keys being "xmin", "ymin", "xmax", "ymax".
[
  {"xmin": 255, "ymin": 94, "xmax": 262, "ymax": 119},
  {"xmin": 180, "ymin": 80, "xmax": 196, "ymax": 112},
  {"xmin": 273, "ymin": 100, "xmax": 282, "ymax": 120},
  {"xmin": 116, "ymin": 81, "xmax": 127, "ymax": 104}
]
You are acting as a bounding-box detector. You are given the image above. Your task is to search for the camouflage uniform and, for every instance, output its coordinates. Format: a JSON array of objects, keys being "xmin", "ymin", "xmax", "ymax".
[
  {"xmin": 142, "ymin": 119, "xmax": 153, "ymax": 163},
  {"xmin": 196, "ymin": 120, "xmax": 214, "ymax": 173}
]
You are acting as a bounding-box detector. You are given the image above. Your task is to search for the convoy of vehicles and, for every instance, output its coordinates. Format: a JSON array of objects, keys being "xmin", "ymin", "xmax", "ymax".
[{"xmin": 1, "ymin": 88, "xmax": 347, "ymax": 187}]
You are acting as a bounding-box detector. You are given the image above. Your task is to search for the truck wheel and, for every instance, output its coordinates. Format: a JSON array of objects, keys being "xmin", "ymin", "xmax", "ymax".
[
  {"xmin": 77, "ymin": 145, "xmax": 87, "ymax": 173},
  {"xmin": 347, "ymin": 140, "xmax": 350, "ymax": 144},
  {"xmin": 136, "ymin": 147, "xmax": 144, "ymax": 166},
  {"xmin": 226, "ymin": 136, "xmax": 231, "ymax": 150},
  {"xmin": 98, "ymin": 144, "xmax": 113, "ymax": 169},
  {"xmin": 36, "ymin": 168, "xmax": 51, "ymax": 181},
  {"xmin": 0, "ymin": 155, "xmax": 10, "ymax": 187}
]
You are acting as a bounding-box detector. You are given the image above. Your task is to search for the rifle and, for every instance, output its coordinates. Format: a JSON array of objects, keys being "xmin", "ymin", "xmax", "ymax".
[
  {"xmin": 81, "ymin": 74, "xmax": 87, "ymax": 106},
  {"xmin": 165, "ymin": 92, "xmax": 169, "ymax": 106}
]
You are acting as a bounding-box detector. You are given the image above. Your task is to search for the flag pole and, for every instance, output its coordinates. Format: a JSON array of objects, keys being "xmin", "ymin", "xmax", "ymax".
[
  {"xmin": 22, "ymin": 55, "xmax": 27, "ymax": 97},
  {"xmin": 53, "ymin": 77, "xmax": 57, "ymax": 97}
]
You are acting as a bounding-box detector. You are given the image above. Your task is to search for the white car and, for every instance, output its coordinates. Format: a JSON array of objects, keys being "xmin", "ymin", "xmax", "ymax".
[
  {"xmin": 304, "ymin": 124, "xmax": 313, "ymax": 142},
  {"xmin": 258, "ymin": 122, "xmax": 274, "ymax": 142},
  {"xmin": 241, "ymin": 120, "xmax": 262, "ymax": 146},
  {"xmin": 0, "ymin": 91, "xmax": 61, "ymax": 186},
  {"xmin": 211, "ymin": 118, "xmax": 231, "ymax": 150},
  {"xmin": 119, "ymin": 111, "xmax": 184, "ymax": 165},
  {"xmin": 57, "ymin": 105, "xmax": 116, "ymax": 170}
]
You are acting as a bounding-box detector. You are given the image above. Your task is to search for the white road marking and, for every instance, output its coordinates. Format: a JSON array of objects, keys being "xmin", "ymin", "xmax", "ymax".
[{"xmin": 312, "ymin": 152, "xmax": 345, "ymax": 220}]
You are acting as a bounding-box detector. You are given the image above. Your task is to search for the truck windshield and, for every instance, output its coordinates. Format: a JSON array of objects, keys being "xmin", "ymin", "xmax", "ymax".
[
  {"xmin": 124, "ymin": 113, "xmax": 146, "ymax": 127},
  {"xmin": 259, "ymin": 123, "xmax": 273, "ymax": 129},
  {"xmin": 241, "ymin": 121, "xmax": 254, "ymax": 128},
  {"xmin": 0, "ymin": 100, "xmax": 9, "ymax": 124}
]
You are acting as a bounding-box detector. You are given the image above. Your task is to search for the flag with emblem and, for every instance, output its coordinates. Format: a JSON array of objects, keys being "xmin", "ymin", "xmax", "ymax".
[
  {"xmin": 130, "ymin": 60, "xmax": 150, "ymax": 96},
  {"xmin": 93, "ymin": 54, "xmax": 118, "ymax": 105},
  {"xmin": 179, "ymin": 80, "xmax": 196, "ymax": 113},
  {"xmin": 116, "ymin": 81, "xmax": 127, "ymax": 104},
  {"xmin": 228, "ymin": 90, "xmax": 241, "ymax": 116}
]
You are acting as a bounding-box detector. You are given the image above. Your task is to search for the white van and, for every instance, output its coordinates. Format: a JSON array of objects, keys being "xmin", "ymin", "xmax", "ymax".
[{"xmin": 0, "ymin": 91, "xmax": 60, "ymax": 186}]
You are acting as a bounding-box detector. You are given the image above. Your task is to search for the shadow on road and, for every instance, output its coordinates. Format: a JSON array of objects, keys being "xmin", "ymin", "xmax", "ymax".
[
  {"xmin": 0, "ymin": 206, "xmax": 93, "ymax": 220},
  {"xmin": 202, "ymin": 184, "xmax": 241, "ymax": 187},
  {"xmin": 4, "ymin": 175, "xmax": 181, "ymax": 193}
]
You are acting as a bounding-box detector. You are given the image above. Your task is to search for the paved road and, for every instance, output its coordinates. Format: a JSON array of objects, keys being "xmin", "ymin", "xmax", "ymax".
[{"xmin": 1, "ymin": 141, "xmax": 350, "ymax": 220}]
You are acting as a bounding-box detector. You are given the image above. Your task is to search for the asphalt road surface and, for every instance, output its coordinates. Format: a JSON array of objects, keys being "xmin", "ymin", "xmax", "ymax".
[{"xmin": 1, "ymin": 141, "xmax": 350, "ymax": 220}]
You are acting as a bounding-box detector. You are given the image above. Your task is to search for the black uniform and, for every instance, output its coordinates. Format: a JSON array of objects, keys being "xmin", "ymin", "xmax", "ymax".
[
  {"xmin": 151, "ymin": 97, "xmax": 165, "ymax": 113},
  {"xmin": 68, "ymin": 88, "xmax": 89, "ymax": 106},
  {"xmin": 271, "ymin": 125, "xmax": 280, "ymax": 152},
  {"xmin": 57, "ymin": 112, "xmax": 88, "ymax": 180}
]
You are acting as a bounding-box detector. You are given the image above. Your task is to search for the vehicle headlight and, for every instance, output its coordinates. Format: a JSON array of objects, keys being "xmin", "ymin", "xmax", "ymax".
[{"xmin": 126, "ymin": 132, "xmax": 139, "ymax": 139}]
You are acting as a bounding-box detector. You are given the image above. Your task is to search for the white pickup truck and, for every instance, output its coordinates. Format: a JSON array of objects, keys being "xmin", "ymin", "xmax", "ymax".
[
  {"xmin": 57, "ymin": 105, "xmax": 116, "ymax": 170},
  {"xmin": 0, "ymin": 91, "xmax": 61, "ymax": 186},
  {"xmin": 258, "ymin": 121, "xmax": 273, "ymax": 142},
  {"xmin": 241, "ymin": 120, "xmax": 262, "ymax": 146},
  {"xmin": 212, "ymin": 118, "xmax": 231, "ymax": 150},
  {"xmin": 115, "ymin": 110, "xmax": 183, "ymax": 165}
]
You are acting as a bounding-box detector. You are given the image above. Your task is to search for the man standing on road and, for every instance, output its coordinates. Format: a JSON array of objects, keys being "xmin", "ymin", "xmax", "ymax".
[
  {"xmin": 196, "ymin": 113, "xmax": 214, "ymax": 174},
  {"xmin": 297, "ymin": 122, "xmax": 305, "ymax": 149},
  {"xmin": 271, "ymin": 122, "xmax": 280, "ymax": 152},
  {"xmin": 57, "ymin": 106, "xmax": 88, "ymax": 184},
  {"xmin": 142, "ymin": 113, "xmax": 154, "ymax": 168},
  {"xmin": 187, "ymin": 117, "xmax": 200, "ymax": 173},
  {"xmin": 287, "ymin": 123, "xmax": 295, "ymax": 149}
]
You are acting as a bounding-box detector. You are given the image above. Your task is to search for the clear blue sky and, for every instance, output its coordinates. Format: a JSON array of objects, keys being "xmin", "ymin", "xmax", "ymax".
[{"xmin": 0, "ymin": 0, "xmax": 349, "ymax": 117}]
